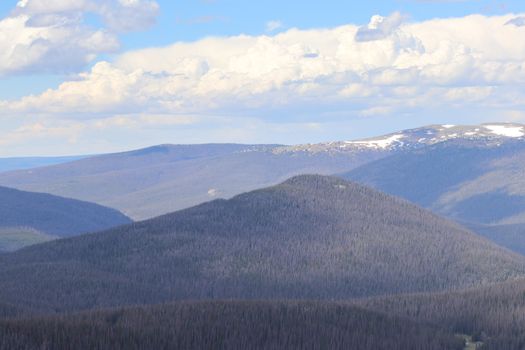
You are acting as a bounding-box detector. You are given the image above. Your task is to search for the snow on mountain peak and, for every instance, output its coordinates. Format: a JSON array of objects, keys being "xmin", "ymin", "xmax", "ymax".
[
  {"xmin": 484, "ymin": 124, "xmax": 524, "ymax": 138},
  {"xmin": 344, "ymin": 134, "xmax": 405, "ymax": 149},
  {"xmin": 274, "ymin": 123, "xmax": 525, "ymax": 155}
]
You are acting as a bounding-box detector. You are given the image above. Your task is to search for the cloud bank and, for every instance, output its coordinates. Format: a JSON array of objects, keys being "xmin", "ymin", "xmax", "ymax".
[{"xmin": 2, "ymin": 11, "xmax": 525, "ymax": 154}]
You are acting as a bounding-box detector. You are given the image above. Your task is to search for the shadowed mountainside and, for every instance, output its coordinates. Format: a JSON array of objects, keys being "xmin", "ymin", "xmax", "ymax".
[
  {"xmin": 0, "ymin": 186, "xmax": 131, "ymax": 251},
  {"xmin": 343, "ymin": 139, "xmax": 525, "ymax": 254}
]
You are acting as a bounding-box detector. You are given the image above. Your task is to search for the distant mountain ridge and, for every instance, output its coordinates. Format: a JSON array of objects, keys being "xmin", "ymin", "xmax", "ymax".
[
  {"xmin": 0, "ymin": 175, "xmax": 523, "ymax": 314},
  {"xmin": 342, "ymin": 135, "xmax": 525, "ymax": 255},
  {"xmin": 0, "ymin": 144, "xmax": 383, "ymax": 219},
  {"xmin": 0, "ymin": 186, "xmax": 132, "ymax": 252},
  {"xmin": 0, "ymin": 155, "xmax": 87, "ymax": 173},
  {"xmin": 280, "ymin": 123, "xmax": 525, "ymax": 153},
  {"xmin": 0, "ymin": 123, "xmax": 523, "ymax": 220}
]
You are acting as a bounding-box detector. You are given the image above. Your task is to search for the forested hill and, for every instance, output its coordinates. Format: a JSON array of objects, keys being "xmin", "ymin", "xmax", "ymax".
[
  {"xmin": 0, "ymin": 175, "xmax": 524, "ymax": 314},
  {"xmin": 0, "ymin": 186, "xmax": 131, "ymax": 237},
  {"xmin": 360, "ymin": 277, "xmax": 525, "ymax": 350},
  {"xmin": 0, "ymin": 301, "xmax": 465, "ymax": 350}
]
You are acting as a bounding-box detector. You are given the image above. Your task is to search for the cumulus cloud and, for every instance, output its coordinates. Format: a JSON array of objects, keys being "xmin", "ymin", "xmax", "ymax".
[
  {"xmin": 0, "ymin": 0, "xmax": 159, "ymax": 75},
  {"xmin": 355, "ymin": 12, "xmax": 405, "ymax": 42},
  {"xmin": 2, "ymin": 12, "xmax": 525, "ymax": 154}
]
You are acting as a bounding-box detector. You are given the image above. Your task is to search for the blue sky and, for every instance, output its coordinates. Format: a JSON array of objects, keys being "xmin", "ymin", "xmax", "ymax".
[{"xmin": 1, "ymin": 0, "xmax": 525, "ymax": 156}]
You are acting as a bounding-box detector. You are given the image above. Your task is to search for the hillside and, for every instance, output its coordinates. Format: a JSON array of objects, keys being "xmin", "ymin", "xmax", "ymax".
[
  {"xmin": 0, "ymin": 124, "xmax": 522, "ymax": 220},
  {"xmin": 360, "ymin": 278, "xmax": 525, "ymax": 350},
  {"xmin": 0, "ymin": 186, "xmax": 131, "ymax": 239},
  {"xmin": 342, "ymin": 138, "xmax": 525, "ymax": 253},
  {"xmin": 0, "ymin": 175, "xmax": 523, "ymax": 314},
  {"xmin": 0, "ymin": 144, "xmax": 384, "ymax": 219},
  {"xmin": 0, "ymin": 301, "xmax": 464, "ymax": 350},
  {"xmin": 0, "ymin": 228, "xmax": 55, "ymax": 253}
]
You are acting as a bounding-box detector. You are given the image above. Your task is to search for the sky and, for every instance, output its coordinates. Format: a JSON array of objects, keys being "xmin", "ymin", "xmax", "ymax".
[{"xmin": 1, "ymin": 0, "xmax": 525, "ymax": 156}]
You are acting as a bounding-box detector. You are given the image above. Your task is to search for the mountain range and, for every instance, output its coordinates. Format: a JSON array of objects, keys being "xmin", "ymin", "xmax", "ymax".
[{"xmin": 0, "ymin": 123, "xmax": 522, "ymax": 222}]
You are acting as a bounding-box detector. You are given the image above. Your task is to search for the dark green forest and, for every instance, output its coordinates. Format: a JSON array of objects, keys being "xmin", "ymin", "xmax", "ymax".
[
  {"xmin": 0, "ymin": 301, "xmax": 465, "ymax": 350},
  {"xmin": 360, "ymin": 277, "xmax": 525, "ymax": 349}
]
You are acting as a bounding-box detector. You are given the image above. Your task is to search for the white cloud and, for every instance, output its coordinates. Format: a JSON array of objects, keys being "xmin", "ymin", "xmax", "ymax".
[
  {"xmin": 355, "ymin": 12, "xmax": 405, "ymax": 42},
  {"xmin": 0, "ymin": 0, "xmax": 159, "ymax": 76},
  {"xmin": 2, "ymin": 12, "xmax": 525, "ymax": 154}
]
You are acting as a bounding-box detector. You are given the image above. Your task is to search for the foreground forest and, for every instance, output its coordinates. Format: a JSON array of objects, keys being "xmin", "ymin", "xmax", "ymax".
[
  {"xmin": 0, "ymin": 301, "xmax": 465, "ymax": 350},
  {"xmin": 5, "ymin": 276, "xmax": 525, "ymax": 349},
  {"xmin": 360, "ymin": 278, "xmax": 525, "ymax": 350}
]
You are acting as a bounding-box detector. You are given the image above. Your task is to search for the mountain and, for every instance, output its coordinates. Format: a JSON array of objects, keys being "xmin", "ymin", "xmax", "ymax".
[
  {"xmin": 0, "ymin": 144, "xmax": 386, "ymax": 220},
  {"xmin": 360, "ymin": 277, "xmax": 525, "ymax": 350},
  {"xmin": 0, "ymin": 175, "xmax": 523, "ymax": 314},
  {"xmin": 0, "ymin": 124, "xmax": 522, "ymax": 220},
  {"xmin": 285, "ymin": 122, "xmax": 525, "ymax": 152},
  {"xmin": 341, "ymin": 128, "xmax": 525, "ymax": 254},
  {"xmin": 0, "ymin": 301, "xmax": 464, "ymax": 350},
  {"xmin": 0, "ymin": 186, "xmax": 132, "ymax": 251},
  {"xmin": 0, "ymin": 155, "xmax": 87, "ymax": 173}
]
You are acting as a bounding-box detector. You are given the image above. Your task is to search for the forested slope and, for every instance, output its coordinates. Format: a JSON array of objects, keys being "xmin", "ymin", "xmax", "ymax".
[
  {"xmin": 0, "ymin": 301, "xmax": 464, "ymax": 350},
  {"xmin": 342, "ymin": 139, "xmax": 525, "ymax": 254},
  {"xmin": 0, "ymin": 175, "xmax": 523, "ymax": 314},
  {"xmin": 360, "ymin": 278, "xmax": 525, "ymax": 349}
]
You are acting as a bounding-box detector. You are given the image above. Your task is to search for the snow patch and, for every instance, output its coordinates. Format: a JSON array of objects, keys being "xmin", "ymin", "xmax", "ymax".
[
  {"xmin": 484, "ymin": 125, "xmax": 524, "ymax": 138},
  {"xmin": 345, "ymin": 134, "xmax": 405, "ymax": 149},
  {"xmin": 442, "ymin": 124, "xmax": 456, "ymax": 129}
]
